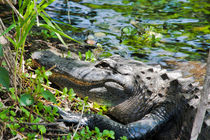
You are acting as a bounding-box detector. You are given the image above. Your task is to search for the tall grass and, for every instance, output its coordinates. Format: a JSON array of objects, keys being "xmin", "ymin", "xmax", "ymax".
[{"xmin": 1, "ymin": 0, "xmax": 79, "ymax": 98}]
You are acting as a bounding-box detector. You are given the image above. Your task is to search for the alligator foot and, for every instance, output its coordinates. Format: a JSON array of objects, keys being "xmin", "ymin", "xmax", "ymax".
[
  {"xmin": 32, "ymin": 51, "xmax": 202, "ymax": 139},
  {"xmin": 52, "ymin": 103, "xmax": 182, "ymax": 140}
]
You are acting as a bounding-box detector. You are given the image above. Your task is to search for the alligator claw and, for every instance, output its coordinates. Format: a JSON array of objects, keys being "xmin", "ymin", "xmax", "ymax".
[
  {"xmin": 51, "ymin": 105, "xmax": 88, "ymax": 126},
  {"xmin": 33, "ymin": 51, "xmax": 204, "ymax": 139}
]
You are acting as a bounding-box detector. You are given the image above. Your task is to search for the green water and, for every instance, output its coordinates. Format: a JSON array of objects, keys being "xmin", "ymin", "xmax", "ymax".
[{"xmin": 46, "ymin": 0, "xmax": 209, "ymax": 65}]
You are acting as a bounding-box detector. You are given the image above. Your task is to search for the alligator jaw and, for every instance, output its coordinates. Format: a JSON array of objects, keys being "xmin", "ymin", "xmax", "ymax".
[{"xmin": 32, "ymin": 50, "xmax": 135, "ymax": 107}]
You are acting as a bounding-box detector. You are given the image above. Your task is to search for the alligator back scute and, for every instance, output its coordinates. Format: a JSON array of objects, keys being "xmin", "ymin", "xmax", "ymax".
[{"xmin": 32, "ymin": 50, "xmax": 209, "ymax": 139}]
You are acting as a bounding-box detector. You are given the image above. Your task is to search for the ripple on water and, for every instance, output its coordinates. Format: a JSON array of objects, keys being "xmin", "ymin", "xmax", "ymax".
[{"xmin": 45, "ymin": 0, "xmax": 209, "ymax": 66}]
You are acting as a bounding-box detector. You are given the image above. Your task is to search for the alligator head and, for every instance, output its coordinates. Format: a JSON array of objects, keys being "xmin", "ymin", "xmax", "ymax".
[{"xmin": 32, "ymin": 50, "xmax": 198, "ymax": 124}]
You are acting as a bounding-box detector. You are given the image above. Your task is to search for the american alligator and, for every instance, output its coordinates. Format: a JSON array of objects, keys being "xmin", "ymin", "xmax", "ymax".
[{"xmin": 32, "ymin": 50, "xmax": 206, "ymax": 140}]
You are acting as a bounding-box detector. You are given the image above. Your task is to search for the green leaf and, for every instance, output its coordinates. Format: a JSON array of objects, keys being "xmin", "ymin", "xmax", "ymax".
[
  {"xmin": 0, "ymin": 109, "xmax": 9, "ymax": 119},
  {"xmin": 39, "ymin": 13, "xmax": 67, "ymax": 46},
  {"xmin": 95, "ymin": 127, "xmax": 100, "ymax": 134},
  {"xmin": 18, "ymin": 16, "xmax": 36, "ymax": 49},
  {"xmin": 38, "ymin": 125, "xmax": 46, "ymax": 134},
  {"xmin": 2, "ymin": 61, "xmax": 6, "ymax": 66},
  {"xmin": 73, "ymin": 133, "xmax": 80, "ymax": 140},
  {"xmin": 41, "ymin": 90, "xmax": 57, "ymax": 103},
  {"xmin": 45, "ymin": 71, "xmax": 52, "ymax": 77},
  {"xmin": 0, "ymin": 44, "xmax": 3, "ymax": 57},
  {"xmin": 9, "ymin": 88, "xmax": 16, "ymax": 100},
  {"xmin": 6, "ymin": 36, "xmax": 16, "ymax": 47},
  {"xmin": 20, "ymin": 94, "xmax": 34, "ymax": 106},
  {"xmin": 44, "ymin": 105, "xmax": 51, "ymax": 113},
  {"xmin": 10, "ymin": 110, "xmax": 16, "ymax": 116},
  {"xmin": 10, "ymin": 116, "xmax": 15, "ymax": 122},
  {"xmin": 120, "ymin": 136, "xmax": 128, "ymax": 140},
  {"xmin": 33, "ymin": 117, "xmax": 41, "ymax": 123},
  {"xmin": 109, "ymin": 131, "xmax": 115, "ymax": 139},
  {"xmin": 20, "ymin": 127, "xmax": 25, "ymax": 132},
  {"xmin": 20, "ymin": 106, "xmax": 30, "ymax": 117},
  {"xmin": 63, "ymin": 87, "xmax": 68, "ymax": 95},
  {"xmin": 80, "ymin": 128, "xmax": 85, "ymax": 136},
  {"xmin": 39, "ymin": 23, "xmax": 80, "ymax": 44},
  {"xmin": 0, "ymin": 102, "xmax": 3, "ymax": 108},
  {"xmin": 0, "ymin": 67, "xmax": 10, "ymax": 90},
  {"xmin": 11, "ymin": 130, "xmax": 17, "ymax": 136},
  {"xmin": 102, "ymin": 130, "xmax": 115, "ymax": 139},
  {"xmin": 0, "ymin": 24, "xmax": 16, "ymax": 37},
  {"xmin": 102, "ymin": 130, "xmax": 109, "ymax": 136},
  {"xmin": 39, "ymin": 0, "xmax": 55, "ymax": 10},
  {"xmin": 78, "ymin": 52, "xmax": 82, "ymax": 60}
]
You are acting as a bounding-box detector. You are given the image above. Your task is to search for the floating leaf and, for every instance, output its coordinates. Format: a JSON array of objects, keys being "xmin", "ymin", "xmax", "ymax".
[
  {"xmin": 0, "ymin": 67, "xmax": 10, "ymax": 90},
  {"xmin": 20, "ymin": 94, "xmax": 34, "ymax": 106},
  {"xmin": 41, "ymin": 90, "xmax": 57, "ymax": 103}
]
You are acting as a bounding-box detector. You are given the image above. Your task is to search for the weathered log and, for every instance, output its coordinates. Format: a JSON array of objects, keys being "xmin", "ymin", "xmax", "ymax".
[{"xmin": 191, "ymin": 49, "xmax": 210, "ymax": 140}]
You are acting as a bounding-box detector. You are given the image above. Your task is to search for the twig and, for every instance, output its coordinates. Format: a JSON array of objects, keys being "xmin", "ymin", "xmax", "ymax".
[
  {"xmin": 0, "ymin": 18, "xmax": 22, "ymax": 102},
  {"xmin": 0, "ymin": 119, "xmax": 6, "ymax": 140},
  {"xmin": 8, "ymin": 134, "xmax": 23, "ymax": 140},
  {"xmin": 5, "ymin": 0, "xmax": 24, "ymax": 19},
  {"xmin": 19, "ymin": 122, "xmax": 59, "ymax": 126},
  {"xmin": 71, "ymin": 101, "xmax": 85, "ymax": 140},
  {"xmin": 0, "ymin": 120, "xmax": 27, "ymax": 139},
  {"xmin": 45, "ymin": 133, "xmax": 70, "ymax": 136},
  {"xmin": 190, "ymin": 49, "xmax": 210, "ymax": 140},
  {"xmin": 47, "ymin": 64, "xmax": 56, "ymax": 71}
]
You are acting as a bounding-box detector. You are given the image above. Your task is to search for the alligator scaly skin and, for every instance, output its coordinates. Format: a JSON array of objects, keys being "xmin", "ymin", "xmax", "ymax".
[{"xmin": 32, "ymin": 51, "xmax": 202, "ymax": 139}]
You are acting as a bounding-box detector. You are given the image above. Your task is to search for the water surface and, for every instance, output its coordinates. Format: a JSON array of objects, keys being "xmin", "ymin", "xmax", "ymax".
[{"xmin": 46, "ymin": 0, "xmax": 210, "ymax": 65}]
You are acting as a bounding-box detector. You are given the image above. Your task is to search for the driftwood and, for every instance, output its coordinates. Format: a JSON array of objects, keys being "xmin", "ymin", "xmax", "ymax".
[{"xmin": 190, "ymin": 49, "xmax": 210, "ymax": 140}]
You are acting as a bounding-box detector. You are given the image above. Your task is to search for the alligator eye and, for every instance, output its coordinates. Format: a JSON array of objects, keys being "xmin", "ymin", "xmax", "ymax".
[
  {"xmin": 95, "ymin": 62, "xmax": 111, "ymax": 69},
  {"xmin": 147, "ymin": 68, "xmax": 154, "ymax": 72},
  {"xmin": 161, "ymin": 73, "xmax": 169, "ymax": 80}
]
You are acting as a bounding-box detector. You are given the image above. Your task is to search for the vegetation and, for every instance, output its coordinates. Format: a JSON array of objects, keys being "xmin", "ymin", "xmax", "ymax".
[
  {"xmin": 0, "ymin": 0, "xmax": 119, "ymax": 139},
  {"xmin": 0, "ymin": 0, "xmax": 209, "ymax": 139}
]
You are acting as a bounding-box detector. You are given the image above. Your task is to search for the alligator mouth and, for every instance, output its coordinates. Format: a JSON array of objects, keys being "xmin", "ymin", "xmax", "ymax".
[
  {"xmin": 32, "ymin": 50, "xmax": 133, "ymax": 106},
  {"xmin": 52, "ymin": 73, "xmax": 104, "ymax": 86}
]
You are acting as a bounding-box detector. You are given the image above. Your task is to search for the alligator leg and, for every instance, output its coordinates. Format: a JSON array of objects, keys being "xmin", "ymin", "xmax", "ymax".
[{"xmin": 53, "ymin": 103, "xmax": 182, "ymax": 140}]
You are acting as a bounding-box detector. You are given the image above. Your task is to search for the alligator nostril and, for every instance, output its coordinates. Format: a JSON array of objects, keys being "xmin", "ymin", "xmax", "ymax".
[
  {"xmin": 147, "ymin": 90, "xmax": 152, "ymax": 96},
  {"xmin": 194, "ymin": 95, "xmax": 199, "ymax": 99},
  {"xmin": 158, "ymin": 93, "xmax": 163, "ymax": 97},
  {"xmin": 146, "ymin": 77, "xmax": 151, "ymax": 80},
  {"xmin": 141, "ymin": 71, "xmax": 145, "ymax": 74}
]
